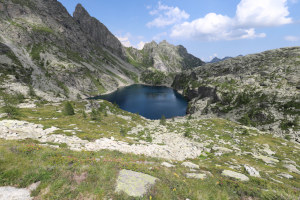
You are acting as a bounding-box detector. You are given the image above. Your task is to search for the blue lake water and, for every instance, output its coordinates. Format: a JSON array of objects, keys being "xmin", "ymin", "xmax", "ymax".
[{"xmin": 94, "ymin": 84, "xmax": 188, "ymax": 120}]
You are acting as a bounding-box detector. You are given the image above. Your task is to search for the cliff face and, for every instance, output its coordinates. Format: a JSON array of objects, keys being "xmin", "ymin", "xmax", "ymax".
[
  {"xmin": 172, "ymin": 47, "xmax": 300, "ymax": 138},
  {"xmin": 0, "ymin": 0, "xmax": 138, "ymax": 100},
  {"xmin": 126, "ymin": 40, "xmax": 205, "ymax": 73},
  {"xmin": 73, "ymin": 4, "xmax": 126, "ymax": 59}
]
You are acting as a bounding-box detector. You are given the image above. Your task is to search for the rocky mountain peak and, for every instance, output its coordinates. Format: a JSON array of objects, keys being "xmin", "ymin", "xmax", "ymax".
[
  {"xmin": 159, "ymin": 40, "xmax": 169, "ymax": 45},
  {"xmin": 143, "ymin": 41, "xmax": 158, "ymax": 49},
  {"xmin": 126, "ymin": 40, "xmax": 204, "ymax": 72},
  {"xmin": 73, "ymin": 4, "xmax": 126, "ymax": 59},
  {"xmin": 73, "ymin": 4, "xmax": 90, "ymax": 20}
]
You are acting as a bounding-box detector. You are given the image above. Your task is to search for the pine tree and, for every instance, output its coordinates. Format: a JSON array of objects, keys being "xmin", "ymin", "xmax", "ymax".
[{"xmin": 63, "ymin": 102, "xmax": 75, "ymax": 115}]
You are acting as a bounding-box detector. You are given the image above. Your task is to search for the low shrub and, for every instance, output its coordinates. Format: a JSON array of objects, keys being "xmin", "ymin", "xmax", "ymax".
[{"xmin": 63, "ymin": 102, "xmax": 75, "ymax": 116}]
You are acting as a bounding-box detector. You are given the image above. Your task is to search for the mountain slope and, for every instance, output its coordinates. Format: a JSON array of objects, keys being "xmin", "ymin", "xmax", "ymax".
[
  {"xmin": 0, "ymin": 0, "xmax": 138, "ymax": 100},
  {"xmin": 0, "ymin": 0, "xmax": 204, "ymax": 100},
  {"xmin": 172, "ymin": 47, "xmax": 300, "ymax": 139},
  {"xmin": 126, "ymin": 40, "xmax": 205, "ymax": 72}
]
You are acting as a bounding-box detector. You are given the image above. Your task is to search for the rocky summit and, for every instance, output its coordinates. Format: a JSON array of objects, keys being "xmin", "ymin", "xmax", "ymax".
[
  {"xmin": 0, "ymin": 0, "xmax": 299, "ymax": 200},
  {"xmin": 126, "ymin": 40, "xmax": 204, "ymax": 72}
]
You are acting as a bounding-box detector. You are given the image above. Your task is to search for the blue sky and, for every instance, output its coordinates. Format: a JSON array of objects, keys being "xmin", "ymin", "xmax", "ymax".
[{"xmin": 58, "ymin": 0, "xmax": 300, "ymax": 61}]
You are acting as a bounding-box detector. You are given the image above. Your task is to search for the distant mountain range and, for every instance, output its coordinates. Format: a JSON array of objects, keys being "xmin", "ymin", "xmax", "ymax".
[{"xmin": 209, "ymin": 55, "xmax": 243, "ymax": 63}]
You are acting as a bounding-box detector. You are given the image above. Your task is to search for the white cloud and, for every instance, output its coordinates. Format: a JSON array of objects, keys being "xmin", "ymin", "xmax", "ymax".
[
  {"xmin": 137, "ymin": 41, "xmax": 146, "ymax": 50},
  {"xmin": 152, "ymin": 32, "xmax": 167, "ymax": 41},
  {"xmin": 147, "ymin": 2, "xmax": 189, "ymax": 28},
  {"xmin": 171, "ymin": 13, "xmax": 266, "ymax": 41},
  {"xmin": 117, "ymin": 34, "xmax": 147, "ymax": 50},
  {"xmin": 170, "ymin": 0, "xmax": 291, "ymax": 41},
  {"xmin": 236, "ymin": 0, "xmax": 292, "ymax": 27},
  {"xmin": 117, "ymin": 36, "xmax": 132, "ymax": 47},
  {"xmin": 209, "ymin": 53, "xmax": 218, "ymax": 61},
  {"xmin": 284, "ymin": 35, "xmax": 300, "ymax": 41}
]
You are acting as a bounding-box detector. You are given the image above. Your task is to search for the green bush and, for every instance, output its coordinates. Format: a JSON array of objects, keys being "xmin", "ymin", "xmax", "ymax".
[
  {"xmin": 160, "ymin": 115, "xmax": 166, "ymax": 125},
  {"xmin": 15, "ymin": 92, "xmax": 25, "ymax": 103},
  {"xmin": 28, "ymin": 85, "xmax": 36, "ymax": 97},
  {"xmin": 184, "ymin": 129, "xmax": 192, "ymax": 138},
  {"xmin": 120, "ymin": 128, "xmax": 127, "ymax": 137},
  {"xmin": 63, "ymin": 102, "xmax": 75, "ymax": 116},
  {"xmin": 241, "ymin": 129, "xmax": 249, "ymax": 135},
  {"xmin": 90, "ymin": 109, "xmax": 100, "ymax": 121},
  {"xmin": 1, "ymin": 93, "xmax": 20, "ymax": 118},
  {"xmin": 239, "ymin": 114, "xmax": 251, "ymax": 126},
  {"xmin": 280, "ymin": 117, "xmax": 299, "ymax": 131},
  {"xmin": 81, "ymin": 110, "xmax": 87, "ymax": 119},
  {"xmin": 3, "ymin": 105, "xmax": 19, "ymax": 118}
]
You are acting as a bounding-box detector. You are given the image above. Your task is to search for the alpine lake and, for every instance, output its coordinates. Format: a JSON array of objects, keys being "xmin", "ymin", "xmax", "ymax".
[{"xmin": 93, "ymin": 84, "xmax": 188, "ymax": 120}]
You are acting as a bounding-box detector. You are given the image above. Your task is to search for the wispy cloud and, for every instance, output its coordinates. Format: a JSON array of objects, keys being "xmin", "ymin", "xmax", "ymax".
[
  {"xmin": 284, "ymin": 35, "xmax": 300, "ymax": 41},
  {"xmin": 147, "ymin": 2, "xmax": 189, "ymax": 28},
  {"xmin": 152, "ymin": 32, "xmax": 167, "ymax": 41}
]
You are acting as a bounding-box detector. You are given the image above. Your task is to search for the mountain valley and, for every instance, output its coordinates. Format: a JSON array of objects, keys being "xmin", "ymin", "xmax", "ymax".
[{"xmin": 0, "ymin": 0, "xmax": 299, "ymax": 199}]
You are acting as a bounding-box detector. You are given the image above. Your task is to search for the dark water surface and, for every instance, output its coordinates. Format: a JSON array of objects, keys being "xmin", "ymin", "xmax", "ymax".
[{"xmin": 94, "ymin": 84, "xmax": 188, "ymax": 120}]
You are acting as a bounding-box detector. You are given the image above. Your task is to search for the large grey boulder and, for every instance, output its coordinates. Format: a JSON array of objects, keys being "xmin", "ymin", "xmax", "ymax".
[
  {"xmin": 0, "ymin": 182, "xmax": 40, "ymax": 200},
  {"xmin": 161, "ymin": 162, "xmax": 175, "ymax": 168},
  {"xmin": 181, "ymin": 162, "xmax": 200, "ymax": 169},
  {"xmin": 0, "ymin": 187, "xmax": 31, "ymax": 200},
  {"xmin": 222, "ymin": 170, "xmax": 249, "ymax": 181},
  {"xmin": 115, "ymin": 169, "xmax": 158, "ymax": 197},
  {"xmin": 185, "ymin": 173, "xmax": 207, "ymax": 179},
  {"xmin": 253, "ymin": 154, "xmax": 279, "ymax": 164},
  {"xmin": 244, "ymin": 165, "xmax": 260, "ymax": 177},
  {"xmin": 283, "ymin": 164, "xmax": 300, "ymax": 175}
]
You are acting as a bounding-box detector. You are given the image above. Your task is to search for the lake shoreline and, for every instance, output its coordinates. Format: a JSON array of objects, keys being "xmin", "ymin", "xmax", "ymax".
[{"xmin": 90, "ymin": 84, "xmax": 188, "ymax": 120}]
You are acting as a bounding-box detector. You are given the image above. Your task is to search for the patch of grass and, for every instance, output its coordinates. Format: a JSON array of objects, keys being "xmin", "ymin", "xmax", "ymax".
[
  {"xmin": 11, "ymin": 0, "xmax": 35, "ymax": 9},
  {"xmin": 120, "ymin": 67, "xmax": 139, "ymax": 83},
  {"xmin": 0, "ymin": 92, "xmax": 22, "ymax": 119},
  {"xmin": 30, "ymin": 43, "xmax": 45, "ymax": 62},
  {"xmin": 141, "ymin": 70, "xmax": 171, "ymax": 85},
  {"xmin": 56, "ymin": 79, "xmax": 69, "ymax": 97},
  {"xmin": 32, "ymin": 25, "xmax": 54, "ymax": 34},
  {"xmin": 5, "ymin": 51, "xmax": 22, "ymax": 67},
  {"xmin": 280, "ymin": 116, "xmax": 299, "ymax": 131},
  {"xmin": 84, "ymin": 71, "xmax": 107, "ymax": 94},
  {"xmin": 282, "ymin": 100, "xmax": 300, "ymax": 115}
]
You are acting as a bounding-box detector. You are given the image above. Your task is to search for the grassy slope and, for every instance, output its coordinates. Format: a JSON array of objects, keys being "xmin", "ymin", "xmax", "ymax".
[{"xmin": 0, "ymin": 100, "xmax": 299, "ymax": 199}]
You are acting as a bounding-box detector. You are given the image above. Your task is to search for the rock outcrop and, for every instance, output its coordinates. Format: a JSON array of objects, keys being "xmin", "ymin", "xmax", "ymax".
[
  {"xmin": 115, "ymin": 170, "xmax": 158, "ymax": 197},
  {"xmin": 172, "ymin": 47, "xmax": 300, "ymax": 139},
  {"xmin": 126, "ymin": 40, "xmax": 204, "ymax": 72}
]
